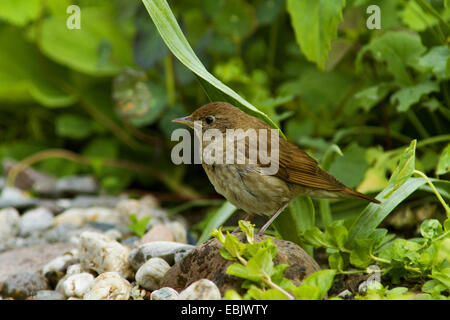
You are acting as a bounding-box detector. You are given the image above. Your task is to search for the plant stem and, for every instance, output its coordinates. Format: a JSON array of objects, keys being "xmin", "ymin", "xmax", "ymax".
[
  {"xmin": 369, "ymin": 253, "xmax": 391, "ymax": 265},
  {"xmin": 319, "ymin": 200, "xmax": 333, "ymax": 227},
  {"xmin": 413, "ymin": 170, "xmax": 450, "ymax": 216},
  {"xmin": 164, "ymin": 54, "xmax": 176, "ymax": 106},
  {"xmin": 264, "ymin": 276, "xmax": 295, "ymax": 300}
]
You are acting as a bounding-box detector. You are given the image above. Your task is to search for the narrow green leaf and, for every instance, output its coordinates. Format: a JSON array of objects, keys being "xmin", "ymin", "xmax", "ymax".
[
  {"xmin": 349, "ymin": 177, "xmax": 427, "ymax": 240},
  {"xmin": 198, "ymin": 202, "xmax": 237, "ymax": 244}
]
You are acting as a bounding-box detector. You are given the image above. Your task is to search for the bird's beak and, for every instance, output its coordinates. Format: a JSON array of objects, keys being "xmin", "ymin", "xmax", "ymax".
[{"xmin": 172, "ymin": 116, "xmax": 194, "ymax": 128}]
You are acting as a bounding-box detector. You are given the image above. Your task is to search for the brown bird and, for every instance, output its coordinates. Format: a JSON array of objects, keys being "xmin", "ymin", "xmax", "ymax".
[{"xmin": 173, "ymin": 102, "xmax": 380, "ymax": 234}]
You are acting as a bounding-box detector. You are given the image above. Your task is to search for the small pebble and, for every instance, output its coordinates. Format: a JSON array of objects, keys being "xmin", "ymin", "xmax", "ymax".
[
  {"xmin": 54, "ymin": 208, "xmax": 86, "ymax": 226},
  {"xmin": 140, "ymin": 224, "xmax": 174, "ymax": 243},
  {"xmin": 42, "ymin": 254, "xmax": 76, "ymax": 287},
  {"xmin": 32, "ymin": 290, "xmax": 65, "ymax": 300},
  {"xmin": 0, "ymin": 207, "xmax": 20, "ymax": 241},
  {"xmin": 59, "ymin": 273, "xmax": 95, "ymax": 298},
  {"xmin": 337, "ymin": 289, "xmax": 353, "ymax": 299},
  {"xmin": 128, "ymin": 241, "xmax": 195, "ymax": 270},
  {"xmin": 1, "ymin": 272, "xmax": 49, "ymax": 300},
  {"xmin": 151, "ymin": 287, "xmax": 179, "ymax": 300},
  {"xmin": 178, "ymin": 279, "xmax": 221, "ymax": 300},
  {"xmin": 135, "ymin": 258, "xmax": 171, "ymax": 290},
  {"xmin": 19, "ymin": 207, "xmax": 54, "ymax": 236},
  {"xmin": 167, "ymin": 221, "xmax": 187, "ymax": 244},
  {"xmin": 79, "ymin": 231, "xmax": 132, "ymax": 278},
  {"xmin": 104, "ymin": 229, "xmax": 122, "ymax": 241},
  {"xmin": 83, "ymin": 272, "xmax": 131, "ymax": 300},
  {"xmin": 66, "ymin": 264, "xmax": 83, "ymax": 275}
]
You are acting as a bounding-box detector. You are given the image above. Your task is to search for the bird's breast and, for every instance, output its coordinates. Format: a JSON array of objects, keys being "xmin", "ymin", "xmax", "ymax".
[{"xmin": 202, "ymin": 163, "xmax": 293, "ymax": 216}]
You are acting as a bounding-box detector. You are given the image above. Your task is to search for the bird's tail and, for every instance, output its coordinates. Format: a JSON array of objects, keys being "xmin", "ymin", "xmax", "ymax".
[{"xmin": 342, "ymin": 187, "xmax": 381, "ymax": 204}]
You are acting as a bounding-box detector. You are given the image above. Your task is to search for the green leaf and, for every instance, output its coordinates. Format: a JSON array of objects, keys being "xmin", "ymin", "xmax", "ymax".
[
  {"xmin": 55, "ymin": 114, "xmax": 94, "ymax": 139},
  {"xmin": 0, "ymin": 0, "xmax": 42, "ymax": 26},
  {"xmin": 141, "ymin": 0, "xmax": 282, "ymax": 133},
  {"xmin": 388, "ymin": 140, "xmax": 416, "ymax": 192},
  {"xmin": 287, "ymin": 0, "xmax": 346, "ymax": 70},
  {"xmin": 224, "ymin": 233, "xmax": 246, "ymax": 259},
  {"xmin": 224, "ymin": 289, "xmax": 243, "ymax": 300},
  {"xmin": 357, "ymin": 31, "xmax": 426, "ymax": 85},
  {"xmin": 391, "ymin": 80, "xmax": 439, "ymax": 112},
  {"xmin": 328, "ymin": 143, "xmax": 369, "ymax": 189},
  {"xmin": 38, "ymin": 7, "xmax": 133, "ymax": 76},
  {"xmin": 295, "ymin": 270, "xmax": 336, "ymax": 300},
  {"xmin": 420, "ymin": 219, "xmax": 444, "ymax": 240},
  {"xmin": 431, "ymin": 268, "xmax": 450, "ymax": 289},
  {"xmin": 328, "ymin": 253, "xmax": 344, "ymax": 271},
  {"xmin": 227, "ymin": 263, "xmax": 262, "ymax": 282},
  {"xmin": 247, "ymin": 248, "xmax": 274, "ymax": 279},
  {"xmin": 436, "ymin": 143, "xmax": 450, "ymax": 175},
  {"xmin": 246, "ymin": 286, "xmax": 291, "ymax": 300},
  {"xmin": 238, "ymin": 220, "xmax": 255, "ymax": 244},
  {"xmin": 273, "ymin": 197, "xmax": 315, "ymax": 252},
  {"xmin": 418, "ymin": 46, "xmax": 450, "ymax": 80},
  {"xmin": 401, "ymin": 0, "xmax": 439, "ymax": 31},
  {"xmin": 354, "ymin": 84, "xmax": 394, "ymax": 113},
  {"xmin": 325, "ymin": 221, "xmax": 349, "ymax": 251},
  {"xmin": 0, "ymin": 26, "xmax": 78, "ymax": 107},
  {"xmin": 197, "ymin": 201, "xmax": 237, "ymax": 244},
  {"xmin": 350, "ymin": 238, "xmax": 375, "ymax": 268},
  {"xmin": 300, "ymin": 227, "xmax": 333, "ymax": 249},
  {"xmin": 127, "ymin": 214, "xmax": 151, "ymax": 238},
  {"xmin": 349, "ymin": 177, "xmax": 427, "ymax": 240}
]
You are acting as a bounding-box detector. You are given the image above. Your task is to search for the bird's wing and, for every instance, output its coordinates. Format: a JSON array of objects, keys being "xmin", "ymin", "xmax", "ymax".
[{"xmin": 273, "ymin": 140, "xmax": 346, "ymax": 191}]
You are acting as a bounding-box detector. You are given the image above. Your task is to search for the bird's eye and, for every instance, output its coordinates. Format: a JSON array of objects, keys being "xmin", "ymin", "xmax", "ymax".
[{"xmin": 205, "ymin": 116, "xmax": 215, "ymax": 124}]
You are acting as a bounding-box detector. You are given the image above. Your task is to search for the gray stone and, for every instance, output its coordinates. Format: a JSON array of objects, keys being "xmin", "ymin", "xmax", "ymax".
[
  {"xmin": 43, "ymin": 223, "xmax": 78, "ymax": 243},
  {"xmin": 0, "ymin": 207, "xmax": 20, "ymax": 241},
  {"xmin": 55, "ymin": 176, "xmax": 99, "ymax": 196},
  {"xmin": 1, "ymin": 272, "xmax": 49, "ymax": 299},
  {"xmin": 128, "ymin": 241, "xmax": 195, "ymax": 270},
  {"xmin": 19, "ymin": 207, "xmax": 54, "ymax": 236},
  {"xmin": 32, "ymin": 290, "xmax": 65, "ymax": 300},
  {"xmin": 151, "ymin": 287, "xmax": 179, "ymax": 300}
]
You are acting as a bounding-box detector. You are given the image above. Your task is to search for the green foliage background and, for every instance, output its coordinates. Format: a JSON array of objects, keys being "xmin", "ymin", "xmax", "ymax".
[{"xmin": 0, "ymin": 0, "xmax": 449, "ymax": 299}]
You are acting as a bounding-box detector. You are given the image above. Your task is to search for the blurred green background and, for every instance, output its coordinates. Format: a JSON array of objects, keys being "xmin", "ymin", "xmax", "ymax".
[{"xmin": 0, "ymin": 0, "xmax": 449, "ymax": 233}]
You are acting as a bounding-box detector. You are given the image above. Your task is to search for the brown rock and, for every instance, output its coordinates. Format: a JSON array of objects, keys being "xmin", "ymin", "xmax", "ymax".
[
  {"xmin": 160, "ymin": 233, "xmax": 320, "ymax": 295},
  {"xmin": 140, "ymin": 224, "xmax": 174, "ymax": 243},
  {"xmin": 0, "ymin": 243, "xmax": 75, "ymax": 284}
]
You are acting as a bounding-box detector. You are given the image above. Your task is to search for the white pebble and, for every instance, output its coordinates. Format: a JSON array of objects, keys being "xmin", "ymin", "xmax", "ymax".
[
  {"xmin": 61, "ymin": 273, "xmax": 95, "ymax": 298},
  {"xmin": 0, "ymin": 207, "xmax": 20, "ymax": 241},
  {"xmin": 19, "ymin": 207, "xmax": 54, "ymax": 236},
  {"xmin": 66, "ymin": 264, "xmax": 83, "ymax": 275},
  {"xmin": 104, "ymin": 229, "xmax": 122, "ymax": 241},
  {"xmin": 151, "ymin": 287, "xmax": 179, "ymax": 300},
  {"xmin": 79, "ymin": 231, "xmax": 132, "ymax": 278},
  {"xmin": 42, "ymin": 254, "xmax": 74, "ymax": 276},
  {"xmin": 54, "ymin": 208, "xmax": 86, "ymax": 226},
  {"xmin": 135, "ymin": 257, "xmax": 170, "ymax": 290},
  {"xmin": 83, "ymin": 272, "xmax": 131, "ymax": 300},
  {"xmin": 178, "ymin": 279, "xmax": 221, "ymax": 300}
]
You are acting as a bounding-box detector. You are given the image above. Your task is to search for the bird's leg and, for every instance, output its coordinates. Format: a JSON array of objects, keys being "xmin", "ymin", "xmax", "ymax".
[
  {"xmin": 232, "ymin": 213, "xmax": 254, "ymax": 233},
  {"xmin": 257, "ymin": 202, "xmax": 290, "ymax": 235}
]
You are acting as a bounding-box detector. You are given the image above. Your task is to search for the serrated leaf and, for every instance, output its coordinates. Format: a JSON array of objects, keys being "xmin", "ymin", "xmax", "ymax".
[
  {"xmin": 418, "ymin": 46, "xmax": 450, "ymax": 80},
  {"xmin": 391, "ymin": 80, "xmax": 439, "ymax": 112},
  {"xmin": 388, "ymin": 140, "xmax": 416, "ymax": 191},
  {"xmin": 420, "ymin": 219, "xmax": 444, "ymax": 240},
  {"xmin": 287, "ymin": 0, "xmax": 346, "ymax": 69},
  {"xmin": 357, "ymin": 32, "xmax": 426, "ymax": 85}
]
